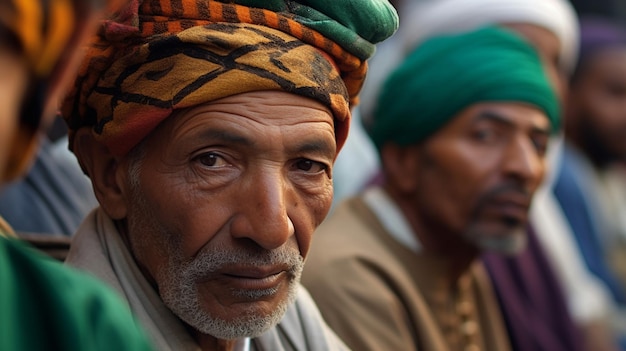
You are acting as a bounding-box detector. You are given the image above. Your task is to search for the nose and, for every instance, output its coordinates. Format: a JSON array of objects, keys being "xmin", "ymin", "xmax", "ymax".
[
  {"xmin": 230, "ymin": 168, "xmax": 295, "ymax": 250},
  {"xmin": 501, "ymin": 136, "xmax": 546, "ymax": 189}
]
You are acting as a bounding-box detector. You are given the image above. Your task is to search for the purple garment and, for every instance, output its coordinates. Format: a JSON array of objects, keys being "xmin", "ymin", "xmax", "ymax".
[{"xmin": 482, "ymin": 226, "xmax": 586, "ymax": 351}]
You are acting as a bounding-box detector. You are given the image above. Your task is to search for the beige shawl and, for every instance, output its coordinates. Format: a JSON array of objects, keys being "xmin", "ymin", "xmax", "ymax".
[{"xmin": 67, "ymin": 207, "xmax": 348, "ymax": 351}]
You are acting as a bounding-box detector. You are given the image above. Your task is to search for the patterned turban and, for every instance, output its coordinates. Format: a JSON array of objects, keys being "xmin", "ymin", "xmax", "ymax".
[
  {"xmin": 369, "ymin": 26, "xmax": 560, "ymax": 150},
  {"xmin": 0, "ymin": 0, "xmax": 108, "ymax": 182},
  {"xmin": 62, "ymin": 0, "xmax": 399, "ymax": 157},
  {"xmin": 0, "ymin": 0, "xmax": 107, "ymax": 129}
]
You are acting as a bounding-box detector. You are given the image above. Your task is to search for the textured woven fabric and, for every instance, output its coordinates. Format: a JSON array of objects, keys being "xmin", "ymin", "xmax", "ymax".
[
  {"xmin": 370, "ymin": 26, "xmax": 560, "ymax": 150},
  {"xmin": 0, "ymin": 0, "xmax": 75, "ymax": 77},
  {"xmin": 62, "ymin": 0, "xmax": 399, "ymax": 157},
  {"xmin": 0, "ymin": 0, "xmax": 108, "ymax": 182}
]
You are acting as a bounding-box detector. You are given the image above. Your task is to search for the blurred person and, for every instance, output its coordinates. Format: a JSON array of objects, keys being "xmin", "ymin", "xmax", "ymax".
[
  {"xmin": 0, "ymin": 132, "xmax": 97, "ymax": 237},
  {"xmin": 570, "ymin": 0, "xmax": 626, "ymax": 23},
  {"xmin": 303, "ymin": 26, "xmax": 558, "ymax": 351},
  {"xmin": 0, "ymin": 0, "xmax": 154, "ymax": 349},
  {"xmin": 396, "ymin": 1, "xmax": 621, "ymax": 350},
  {"xmin": 61, "ymin": 0, "xmax": 398, "ymax": 350},
  {"xmin": 555, "ymin": 16, "xmax": 626, "ymax": 347}
]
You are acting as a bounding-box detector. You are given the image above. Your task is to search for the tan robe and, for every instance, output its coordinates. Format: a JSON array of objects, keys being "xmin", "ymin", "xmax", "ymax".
[
  {"xmin": 302, "ymin": 194, "xmax": 512, "ymax": 351},
  {"xmin": 66, "ymin": 207, "xmax": 349, "ymax": 351}
]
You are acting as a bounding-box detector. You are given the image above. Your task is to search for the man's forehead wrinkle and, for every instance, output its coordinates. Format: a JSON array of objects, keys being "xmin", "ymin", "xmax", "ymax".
[
  {"xmin": 471, "ymin": 107, "xmax": 551, "ymax": 133},
  {"xmin": 472, "ymin": 110, "xmax": 516, "ymax": 125},
  {"xmin": 169, "ymin": 98, "xmax": 334, "ymax": 130},
  {"xmin": 164, "ymin": 118, "xmax": 335, "ymax": 161}
]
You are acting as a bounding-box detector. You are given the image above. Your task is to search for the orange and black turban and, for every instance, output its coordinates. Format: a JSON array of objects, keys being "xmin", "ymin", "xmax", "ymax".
[
  {"xmin": 63, "ymin": 0, "xmax": 399, "ymax": 157},
  {"xmin": 0, "ymin": 0, "xmax": 108, "ymax": 181},
  {"xmin": 0, "ymin": 0, "xmax": 109, "ymax": 128}
]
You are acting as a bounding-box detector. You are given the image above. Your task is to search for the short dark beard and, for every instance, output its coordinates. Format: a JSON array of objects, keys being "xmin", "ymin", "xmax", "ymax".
[{"xmin": 577, "ymin": 110, "xmax": 626, "ymax": 168}]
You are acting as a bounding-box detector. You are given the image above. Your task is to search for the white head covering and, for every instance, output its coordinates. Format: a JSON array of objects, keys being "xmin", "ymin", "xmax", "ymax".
[
  {"xmin": 358, "ymin": 0, "xmax": 579, "ymax": 129},
  {"xmin": 401, "ymin": 0, "xmax": 579, "ymax": 72}
]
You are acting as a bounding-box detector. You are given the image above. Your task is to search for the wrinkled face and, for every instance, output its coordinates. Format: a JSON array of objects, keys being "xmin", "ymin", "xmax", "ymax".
[
  {"xmin": 411, "ymin": 103, "xmax": 550, "ymax": 254},
  {"xmin": 568, "ymin": 47, "xmax": 626, "ymax": 165},
  {"xmin": 0, "ymin": 47, "xmax": 29, "ymax": 185},
  {"xmin": 122, "ymin": 91, "xmax": 336, "ymax": 339}
]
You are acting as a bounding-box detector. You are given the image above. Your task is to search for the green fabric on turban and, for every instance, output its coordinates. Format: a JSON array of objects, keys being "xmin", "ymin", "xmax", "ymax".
[
  {"xmin": 369, "ymin": 26, "xmax": 560, "ymax": 150},
  {"xmin": 232, "ymin": 0, "xmax": 399, "ymax": 59}
]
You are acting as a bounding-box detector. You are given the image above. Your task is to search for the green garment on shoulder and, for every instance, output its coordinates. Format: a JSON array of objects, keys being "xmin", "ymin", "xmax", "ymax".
[{"xmin": 0, "ymin": 236, "xmax": 154, "ymax": 351}]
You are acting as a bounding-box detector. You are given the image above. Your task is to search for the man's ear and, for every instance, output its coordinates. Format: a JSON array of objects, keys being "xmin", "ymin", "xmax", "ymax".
[
  {"xmin": 73, "ymin": 128, "xmax": 128, "ymax": 219},
  {"xmin": 380, "ymin": 143, "xmax": 421, "ymax": 195}
]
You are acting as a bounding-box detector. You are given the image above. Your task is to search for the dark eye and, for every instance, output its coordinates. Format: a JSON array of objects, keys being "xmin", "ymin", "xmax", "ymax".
[
  {"xmin": 532, "ymin": 136, "xmax": 549, "ymax": 156},
  {"xmin": 472, "ymin": 128, "xmax": 496, "ymax": 141},
  {"xmin": 196, "ymin": 152, "xmax": 228, "ymax": 168},
  {"xmin": 294, "ymin": 159, "xmax": 327, "ymax": 173}
]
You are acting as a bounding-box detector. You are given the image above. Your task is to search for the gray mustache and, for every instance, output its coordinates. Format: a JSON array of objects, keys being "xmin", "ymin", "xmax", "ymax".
[{"xmin": 182, "ymin": 248, "xmax": 304, "ymax": 278}]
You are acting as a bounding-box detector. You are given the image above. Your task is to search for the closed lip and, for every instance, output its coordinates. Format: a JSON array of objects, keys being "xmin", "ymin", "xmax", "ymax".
[
  {"xmin": 219, "ymin": 265, "xmax": 289, "ymax": 290},
  {"xmin": 490, "ymin": 192, "xmax": 531, "ymax": 209},
  {"xmin": 485, "ymin": 193, "xmax": 531, "ymax": 220}
]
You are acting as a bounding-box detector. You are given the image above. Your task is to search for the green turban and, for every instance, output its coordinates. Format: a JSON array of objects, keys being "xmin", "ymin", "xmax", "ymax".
[{"xmin": 369, "ymin": 26, "xmax": 560, "ymax": 150}]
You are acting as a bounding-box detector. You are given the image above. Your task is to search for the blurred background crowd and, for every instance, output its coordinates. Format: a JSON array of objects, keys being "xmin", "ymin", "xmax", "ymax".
[{"xmin": 330, "ymin": 0, "xmax": 626, "ymax": 350}]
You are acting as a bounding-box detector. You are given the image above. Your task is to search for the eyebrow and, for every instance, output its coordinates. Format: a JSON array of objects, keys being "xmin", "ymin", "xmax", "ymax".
[
  {"xmin": 195, "ymin": 128, "xmax": 336, "ymax": 158},
  {"xmin": 196, "ymin": 129, "xmax": 253, "ymax": 146},
  {"xmin": 294, "ymin": 140, "xmax": 336, "ymax": 159},
  {"xmin": 474, "ymin": 110, "xmax": 551, "ymax": 136}
]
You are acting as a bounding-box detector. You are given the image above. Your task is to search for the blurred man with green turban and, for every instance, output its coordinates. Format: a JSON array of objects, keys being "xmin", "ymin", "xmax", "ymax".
[
  {"xmin": 61, "ymin": 0, "xmax": 398, "ymax": 350},
  {"xmin": 303, "ymin": 26, "xmax": 559, "ymax": 351}
]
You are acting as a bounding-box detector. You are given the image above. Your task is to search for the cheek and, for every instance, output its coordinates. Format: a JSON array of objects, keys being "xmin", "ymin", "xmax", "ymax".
[
  {"xmin": 426, "ymin": 175, "xmax": 476, "ymax": 220},
  {"xmin": 415, "ymin": 179, "xmax": 472, "ymax": 236},
  {"xmin": 418, "ymin": 151, "xmax": 491, "ymax": 224},
  {"xmin": 585, "ymin": 97, "xmax": 626, "ymax": 136},
  {"xmin": 126, "ymin": 197, "xmax": 178, "ymax": 283},
  {"xmin": 295, "ymin": 182, "xmax": 333, "ymax": 258},
  {"xmin": 136, "ymin": 174, "xmax": 223, "ymax": 257},
  {"xmin": 603, "ymin": 102, "xmax": 626, "ymax": 128},
  {"xmin": 435, "ymin": 150, "xmax": 487, "ymax": 197},
  {"xmin": 170, "ymin": 192, "xmax": 232, "ymax": 256},
  {"xmin": 312, "ymin": 183, "xmax": 334, "ymax": 223}
]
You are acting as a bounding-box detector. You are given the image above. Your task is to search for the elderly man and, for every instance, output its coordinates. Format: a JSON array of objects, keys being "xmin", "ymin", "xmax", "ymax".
[
  {"xmin": 0, "ymin": 0, "xmax": 153, "ymax": 350},
  {"xmin": 61, "ymin": 0, "xmax": 398, "ymax": 350},
  {"xmin": 302, "ymin": 26, "xmax": 559, "ymax": 351},
  {"xmin": 399, "ymin": 2, "xmax": 622, "ymax": 351}
]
